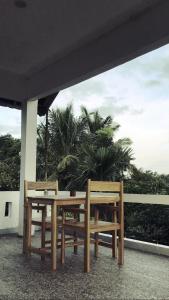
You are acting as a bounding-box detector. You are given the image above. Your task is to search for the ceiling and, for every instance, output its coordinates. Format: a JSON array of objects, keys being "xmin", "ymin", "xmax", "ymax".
[{"xmin": 0, "ymin": 0, "xmax": 169, "ymax": 108}]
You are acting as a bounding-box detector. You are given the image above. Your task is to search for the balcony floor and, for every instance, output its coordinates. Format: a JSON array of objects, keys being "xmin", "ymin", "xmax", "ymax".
[{"xmin": 0, "ymin": 234, "xmax": 169, "ymax": 299}]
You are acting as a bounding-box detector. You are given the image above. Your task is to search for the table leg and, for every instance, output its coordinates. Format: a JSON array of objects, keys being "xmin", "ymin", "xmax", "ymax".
[
  {"xmin": 51, "ymin": 202, "xmax": 57, "ymax": 271},
  {"xmin": 27, "ymin": 202, "xmax": 32, "ymax": 256},
  {"xmin": 23, "ymin": 204, "xmax": 27, "ymax": 254},
  {"xmin": 41, "ymin": 206, "xmax": 47, "ymax": 261}
]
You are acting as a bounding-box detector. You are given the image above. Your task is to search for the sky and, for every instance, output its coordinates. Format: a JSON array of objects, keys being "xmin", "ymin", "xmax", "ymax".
[{"xmin": 1, "ymin": 44, "xmax": 169, "ymax": 174}]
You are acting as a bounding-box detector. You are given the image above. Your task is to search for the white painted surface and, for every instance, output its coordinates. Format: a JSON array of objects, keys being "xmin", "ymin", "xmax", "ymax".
[
  {"xmin": 0, "ymin": 191, "xmax": 43, "ymax": 233},
  {"xmin": 100, "ymin": 233, "xmax": 169, "ymax": 257},
  {"xmin": 124, "ymin": 193, "xmax": 169, "ymax": 205},
  {"xmin": 0, "ymin": 191, "xmax": 19, "ymax": 231},
  {"xmin": 1, "ymin": 192, "xmax": 169, "ymax": 233},
  {"xmin": 18, "ymin": 100, "xmax": 38, "ymax": 236},
  {"xmin": 1, "ymin": 191, "xmax": 169, "ymax": 255}
]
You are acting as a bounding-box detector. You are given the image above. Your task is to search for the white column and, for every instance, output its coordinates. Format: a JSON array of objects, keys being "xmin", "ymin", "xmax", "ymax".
[{"xmin": 18, "ymin": 99, "xmax": 38, "ymax": 236}]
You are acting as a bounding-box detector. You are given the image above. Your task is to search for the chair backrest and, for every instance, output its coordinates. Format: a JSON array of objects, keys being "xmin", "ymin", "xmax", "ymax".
[
  {"xmin": 86, "ymin": 179, "xmax": 123, "ymax": 201},
  {"xmin": 85, "ymin": 179, "xmax": 123, "ymax": 222},
  {"xmin": 24, "ymin": 180, "xmax": 58, "ymax": 204},
  {"xmin": 89, "ymin": 180, "xmax": 122, "ymax": 193}
]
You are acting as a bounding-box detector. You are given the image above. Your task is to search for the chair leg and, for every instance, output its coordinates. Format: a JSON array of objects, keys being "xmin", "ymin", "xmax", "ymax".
[
  {"xmin": 84, "ymin": 232, "xmax": 90, "ymax": 273},
  {"xmin": 112, "ymin": 230, "xmax": 117, "ymax": 258},
  {"xmin": 94, "ymin": 232, "xmax": 99, "ymax": 258},
  {"xmin": 94, "ymin": 207, "xmax": 99, "ymax": 258},
  {"xmin": 27, "ymin": 203, "xmax": 32, "ymax": 257},
  {"xmin": 73, "ymin": 231, "xmax": 78, "ymax": 255},
  {"xmin": 61, "ymin": 210, "xmax": 65, "ymax": 265},
  {"xmin": 23, "ymin": 205, "xmax": 27, "ymax": 254},
  {"xmin": 118, "ymin": 229, "xmax": 124, "ymax": 265},
  {"xmin": 61, "ymin": 226, "xmax": 65, "ymax": 264},
  {"xmin": 41, "ymin": 207, "xmax": 46, "ymax": 261}
]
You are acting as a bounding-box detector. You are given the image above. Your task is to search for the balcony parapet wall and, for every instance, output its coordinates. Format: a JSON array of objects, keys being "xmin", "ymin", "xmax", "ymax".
[{"xmin": 0, "ymin": 191, "xmax": 169, "ymax": 256}]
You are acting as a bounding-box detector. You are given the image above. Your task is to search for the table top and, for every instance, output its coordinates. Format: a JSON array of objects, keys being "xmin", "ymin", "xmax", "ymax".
[{"xmin": 27, "ymin": 193, "xmax": 119, "ymax": 205}]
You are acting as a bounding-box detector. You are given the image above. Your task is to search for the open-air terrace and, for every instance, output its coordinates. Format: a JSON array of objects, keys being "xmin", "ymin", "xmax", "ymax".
[
  {"xmin": 1, "ymin": 233, "xmax": 169, "ymax": 300},
  {"xmin": 1, "ymin": 1, "xmax": 169, "ymax": 299},
  {"xmin": 0, "ymin": 191, "xmax": 169, "ymax": 299}
]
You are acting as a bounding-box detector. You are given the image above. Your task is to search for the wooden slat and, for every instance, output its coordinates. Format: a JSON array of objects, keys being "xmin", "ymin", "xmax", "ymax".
[
  {"xmin": 27, "ymin": 203, "xmax": 32, "ymax": 256},
  {"xmin": 90, "ymin": 181, "xmax": 121, "ymax": 192},
  {"xmin": 25, "ymin": 180, "xmax": 124, "ymax": 273},
  {"xmin": 28, "ymin": 196, "xmax": 118, "ymax": 206},
  {"xmin": 90, "ymin": 224, "xmax": 120, "ymax": 233},
  {"xmin": 99, "ymin": 241, "xmax": 112, "ymax": 248},
  {"xmin": 31, "ymin": 220, "xmax": 51, "ymax": 228},
  {"xmin": 60, "ymin": 180, "xmax": 124, "ymax": 272},
  {"xmin": 32, "ymin": 205, "xmax": 46, "ymax": 211},
  {"xmin": 63, "ymin": 207, "xmax": 86, "ymax": 213},
  {"xmin": 84, "ymin": 178, "xmax": 90, "ymax": 273},
  {"xmin": 45, "ymin": 237, "xmax": 72, "ymax": 244},
  {"xmin": 112, "ymin": 202, "xmax": 117, "ymax": 258},
  {"xmin": 41, "ymin": 207, "xmax": 46, "ymax": 261},
  {"xmin": 63, "ymin": 222, "xmax": 85, "ymax": 231},
  {"xmin": 27, "ymin": 181, "xmax": 58, "ymax": 191},
  {"xmin": 51, "ymin": 202, "xmax": 57, "ymax": 271},
  {"xmin": 45, "ymin": 240, "xmax": 51, "ymax": 244},
  {"xmin": 61, "ymin": 210, "xmax": 65, "ymax": 264},
  {"xmin": 94, "ymin": 207, "xmax": 99, "ymax": 258},
  {"xmin": 118, "ymin": 181, "xmax": 124, "ymax": 265},
  {"xmin": 90, "ymin": 196, "xmax": 119, "ymax": 204},
  {"xmin": 64, "ymin": 221, "xmax": 120, "ymax": 232},
  {"xmin": 29, "ymin": 247, "xmax": 51, "ymax": 256},
  {"xmin": 64, "ymin": 241, "xmax": 84, "ymax": 247},
  {"xmin": 23, "ymin": 180, "xmax": 28, "ymax": 254},
  {"xmin": 28, "ymin": 197, "xmax": 85, "ymax": 206}
]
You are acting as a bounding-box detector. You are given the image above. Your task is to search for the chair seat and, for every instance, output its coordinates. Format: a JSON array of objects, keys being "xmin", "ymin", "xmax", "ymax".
[
  {"xmin": 32, "ymin": 216, "xmax": 75, "ymax": 227},
  {"xmin": 64, "ymin": 220, "xmax": 120, "ymax": 232}
]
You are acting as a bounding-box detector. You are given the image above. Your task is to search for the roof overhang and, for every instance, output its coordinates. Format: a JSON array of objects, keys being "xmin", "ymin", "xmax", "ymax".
[
  {"xmin": 0, "ymin": 93, "xmax": 58, "ymax": 116},
  {"xmin": 0, "ymin": 0, "xmax": 169, "ymax": 111}
]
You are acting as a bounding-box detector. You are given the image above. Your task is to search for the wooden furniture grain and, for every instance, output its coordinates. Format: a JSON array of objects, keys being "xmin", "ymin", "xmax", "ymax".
[
  {"xmin": 23, "ymin": 180, "xmax": 58, "ymax": 257},
  {"xmin": 26, "ymin": 194, "xmax": 86, "ymax": 271},
  {"xmin": 61, "ymin": 180, "xmax": 124, "ymax": 273}
]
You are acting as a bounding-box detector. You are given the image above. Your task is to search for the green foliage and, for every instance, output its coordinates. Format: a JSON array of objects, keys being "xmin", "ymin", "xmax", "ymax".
[
  {"xmin": 124, "ymin": 165, "xmax": 169, "ymax": 245},
  {"xmin": 36, "ymin": 123, "xmax": 47, "ymax": 180},
  {"xmin": 37, "ymin": 105, "xmax": 133, "ymax": 191},
  {"xmin": 125, "ymin": 204, "xmax": 169, "ymax": 245},
  {"xmin": 0, "ymin": 134, "xmax": 20, "ymax": 190},
  {"xmin": 1, "ymin": 105, "xmax": 169, "ymax": 246},
  {"xmin": 125, "ymin": 165, "xmax": 169, "ymax": 194},
  {"xmin": 71, "ymin": 144, "xmax": 133, "ymax": 189}
]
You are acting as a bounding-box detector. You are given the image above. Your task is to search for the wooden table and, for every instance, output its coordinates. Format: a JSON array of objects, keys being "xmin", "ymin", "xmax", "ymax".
[
  {"xmin": 26, "ymin": 194, "xmax": 85, "ymax": 271},
  {"xmin": 26, "ymin": 193, "xmax": 119, "ymax": 271}
]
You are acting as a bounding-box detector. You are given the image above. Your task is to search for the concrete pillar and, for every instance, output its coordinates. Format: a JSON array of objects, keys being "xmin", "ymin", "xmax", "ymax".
[{"xmin": 18, "ymin": 99, "xmax": 38, "ymax": 236}]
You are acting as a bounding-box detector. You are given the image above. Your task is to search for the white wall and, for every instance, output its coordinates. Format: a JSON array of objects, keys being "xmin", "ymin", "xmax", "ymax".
[
  {"xmin": 0, "ymin": 191, "xmax": 19, "ymax": 232},
  {"xmin": 0, "ymin": 191, "xmax": 44, "ymax": 233},
  {"xmin": 1, "ymin": 191, "xmax": 169, "ymax": 233}
]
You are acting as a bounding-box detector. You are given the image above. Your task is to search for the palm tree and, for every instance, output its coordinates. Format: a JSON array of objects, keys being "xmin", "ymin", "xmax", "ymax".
[
  {"xmin": 48, "ymin": 105, "xmax": 84, "ymax": 187},
  {"xmin": 49, "ymin": 105, "xmax": 83, "ymax": 158},
  {"xmin": 37, "ymin": 105, "xmax": 133, "ymax": 191},
  {"xmin": 68, "ymin": 143, "xmax": 133, "ymax": 190},
  {"xmin": 81, "ymin": 106, "xmax": 113, "ymax": 131}
]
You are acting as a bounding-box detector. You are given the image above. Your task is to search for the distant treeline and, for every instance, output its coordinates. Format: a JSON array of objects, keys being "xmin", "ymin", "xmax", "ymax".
[{"xmin": 0, "ymin": 105, "xmax": 169, "ymax": 245}]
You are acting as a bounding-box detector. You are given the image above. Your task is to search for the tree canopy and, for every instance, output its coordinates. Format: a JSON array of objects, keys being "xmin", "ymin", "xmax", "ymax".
[
  {"xmin": 37, "ymin": 105, "xmax": 133, "ymax": 190},
  {"xmin": 0, "ymin": 134, "xmax": 20, "ymax": 190},
  {"xmin": 1, "ymin": 105, "xmax": 169, "ymax": 246},
  {"xmin": 1, "ymin": 105, "xmax": 169, "ymax": 195}
]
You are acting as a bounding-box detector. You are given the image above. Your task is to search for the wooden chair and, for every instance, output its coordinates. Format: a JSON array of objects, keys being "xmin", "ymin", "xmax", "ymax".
[
  {"xmin": 61, "ymin": 179, "xmax": 124, "ymax": 272},
  {"xmin": 23, "ymin": 180, "xmax": 58, "ymax": 256}
]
